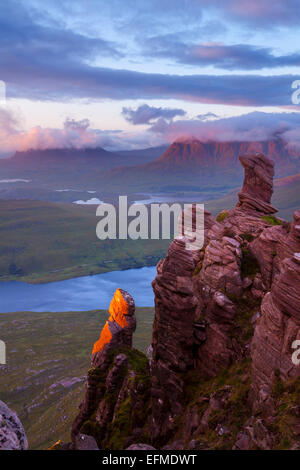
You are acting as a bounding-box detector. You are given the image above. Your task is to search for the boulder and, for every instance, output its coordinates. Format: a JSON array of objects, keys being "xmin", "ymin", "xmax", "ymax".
[{"xmin": 0, "ymin": 401, "xmax": 28, "ymax": 450}]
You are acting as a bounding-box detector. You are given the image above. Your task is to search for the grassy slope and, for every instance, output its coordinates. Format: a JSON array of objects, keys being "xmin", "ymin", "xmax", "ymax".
[
  {"xmin": 0, "ymin": 200, "xmax": 169, "ymax": 283},
  {"xmin": 0, "ymin": 308, "xmax": 154, "ymax": 449}
]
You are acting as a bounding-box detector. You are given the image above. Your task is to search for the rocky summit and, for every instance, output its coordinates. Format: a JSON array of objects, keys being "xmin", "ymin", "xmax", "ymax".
[{"xmin": 68, "ymin": 152, "xmax": 299, "ymax": 451}]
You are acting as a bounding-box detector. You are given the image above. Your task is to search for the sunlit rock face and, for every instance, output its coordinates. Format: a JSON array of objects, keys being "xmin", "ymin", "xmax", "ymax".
[
  {"xmin": 0, "ymin": 401, "xmax": 28, "ymax": 450},
  {"xmin": 92, "ymin": 288, "xmax": 136, "ymax": 369}
]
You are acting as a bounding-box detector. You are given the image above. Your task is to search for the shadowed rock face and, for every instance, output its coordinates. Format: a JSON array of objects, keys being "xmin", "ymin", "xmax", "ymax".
[
  {"xmin": 151, "ymin": 237, "xmax": 197, "ymax": 444},
  {"xmin": 250, "ymin": 212, "xmax": 300, "ymax": 415},
  {"xmin": 0, "ymin": 401, "xmax": 28, "ymax": 450},
  {"xmin": 149, "ymin": 151, "xmax": 299, "ymax": 449}
]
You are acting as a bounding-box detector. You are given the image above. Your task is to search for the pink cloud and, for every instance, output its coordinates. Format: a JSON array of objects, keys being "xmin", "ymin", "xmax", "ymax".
[{"xmin": 149, "ymin": 111, "xmax": 300, "ymax": 150}]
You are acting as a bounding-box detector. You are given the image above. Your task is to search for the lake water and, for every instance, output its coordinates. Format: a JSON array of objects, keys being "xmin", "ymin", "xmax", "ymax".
[{"xmin": 0, "ymin": 266, "xmax": 157, "ymax": 313}]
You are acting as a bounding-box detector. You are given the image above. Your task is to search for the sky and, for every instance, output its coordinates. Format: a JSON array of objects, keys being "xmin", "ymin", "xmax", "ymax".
[{"xmin": 0, "ymin": 0, "xmax": 300, "ymax": 154}]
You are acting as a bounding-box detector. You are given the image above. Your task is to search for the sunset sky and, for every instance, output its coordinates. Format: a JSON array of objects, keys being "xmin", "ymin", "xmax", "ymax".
[{"xmin": 1, "ymin": 0, "xmax": 300, "ymax": 154}]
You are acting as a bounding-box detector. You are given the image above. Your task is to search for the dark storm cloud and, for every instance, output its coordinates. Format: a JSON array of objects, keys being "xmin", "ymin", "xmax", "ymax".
[{"xmin": 122, "ymin": 104, "xmax": 186, "ymax": 125}]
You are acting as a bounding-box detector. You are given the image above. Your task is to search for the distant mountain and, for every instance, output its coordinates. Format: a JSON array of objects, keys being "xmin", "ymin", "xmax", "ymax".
[
  {"xmin": 99, "ymin": 138, "xmax": 300, "ymax": 192},
  {"xmin": 0, "ymin": 139, "xmax": 299, "ymax": 195},
  {"xmin": 115, "ymin": 145, "xmax": 169, "ymax": 165},
  {"xmin": 9, "ymin": 147, "xmax": 125, "ymax": 169},
  {"xmin": 152, "ymin": 138, "xmax": 298, "ymax": 173},
  {"xmin": 0, "ymin": 146, "xmax": 166, "ymax": 189}
]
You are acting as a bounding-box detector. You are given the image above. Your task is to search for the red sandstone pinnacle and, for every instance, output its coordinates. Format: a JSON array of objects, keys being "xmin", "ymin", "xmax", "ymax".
[
  {"xmin": 236, "ymin": 153, "xmax": 277, "ymax": 214},
  {"xmin": 71, "ymin": 289, "xmax": 136, "ymax": 444},
  {"xmin": 92, "ymin": 288, "xmax": 136, "ymax": 368}
]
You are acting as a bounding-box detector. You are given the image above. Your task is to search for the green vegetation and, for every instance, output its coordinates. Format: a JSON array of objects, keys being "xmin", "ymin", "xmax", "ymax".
[
  {"xmin": 182, "ymin": 360, "xmax": 252, "ymax": 450},
  {"xmin": 216, "ymin": 210, "xmax": 229, "ymax": 223},
  {"xmin": 80, "ymin": 345, "xmax": 151, "ymax": 450},
  {"xmin": 228, "ymin": 292, "xmax": 261, "ymax": 343},
  {"xmin": 261, "ymin": 215, "xmax": 283, "ymax": 226},
  {"xmin": 271, "ymin": 376, "xmax": 300, "ymax": 450},
  {"xmin": 0, "ymin": 200, "xmax": 169, "ymax": 283},
  {"xmin": 240, "ymin": 233, "xmax": 255, "ymax": 243},
  {"xmin": 0, "ymin": 308, "xmax": 154, "ymax": 449}
]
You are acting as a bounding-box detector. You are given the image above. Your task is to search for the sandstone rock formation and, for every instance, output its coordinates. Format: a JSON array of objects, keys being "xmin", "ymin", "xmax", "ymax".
[
  {"xmin": 151, "ymin": 237, "xmax": 197, "ymax": 443},
  {"xmin": 236, "ymin": 153, "xmax": 277, "ymax": 214},
  {"xmin": 250, "ymin": 224, "xmax": 300, "ymax": 413},
  {"xmin": 92, "ymin": 288, "xmax": 136, "ymax": 369},
  {"xmin": 71, "ymin": 151, "xmax": 299, "ymax": 451},
  {"xmin": 71, "ymin": 288, "xmax": 151, "ymax": 450},
  {"xmin": 0, "ymin": 401, "xmax": 28, "ymax": 450},
  {"xmin": 148, "ymin": 151, "xmax": 300, "ymax": 449}
]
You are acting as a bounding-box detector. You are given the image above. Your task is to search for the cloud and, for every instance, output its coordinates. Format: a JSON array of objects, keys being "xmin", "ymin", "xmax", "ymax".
[
  {"xmin": 207, "ymin": 0, "xmax": 300, "ymax": 28},
  {"xmin": 122, "ymin": 104, "xmax": 186, "ymax": 125},
  {"xmin": 141, "ymin": 40, "xmax": 300, "ymax": 70},
  {"xmin": 2, "ymin": 59, "xmax": 298, "ymax": 107},
  {"xmin": 148, "ymin": 111, "xmax": 300, "ymax": 150},
  {"xmin": 0, "ymin": 1, "xmax": 298, "ymax": 107},
  {"xmin": 41, "ymin": 0, "xmax": 299, "ymax": 34},
  {"xmin": 196, "ymin": 112, "xmax": 219, "ymax": 121},
  {"xmin": 0, "ymin": 110, "xmax": 166, "ymax": 156},
  {"xmin": 0, "ymin": 112, "xmax": 122, "ymax": 155},
  {"xmin": 0, "ymin": 1, "xmax": 122, "ymax": 82},
  {"xmin": 1, "ymin": 108, "xmax": 300, "ymax": 156}
]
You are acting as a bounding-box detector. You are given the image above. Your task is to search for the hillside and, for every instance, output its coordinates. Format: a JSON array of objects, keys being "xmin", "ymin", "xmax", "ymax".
[
  {"xmin": 0, "ymin": 145, "xmax": 167, "ymax": 191},
  {"xmin": 0, "ymin": 200, "xmax": 169, "ymax": 283},
  {"xmin": 0, "ymin": 170, "xmax": 298, "ymax": 283}
]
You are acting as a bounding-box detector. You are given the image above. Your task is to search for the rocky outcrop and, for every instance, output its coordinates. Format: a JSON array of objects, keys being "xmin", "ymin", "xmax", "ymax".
[
  {"xmin": 151, "ymin": 237, "xmax": 197, "ymax": 444},
  {"xmin": 250, "ymin": 239, "xmax": 300, "ymax": 414},
  {"xmin": 69, "ymin": 151, "xmax": 299, "ymax": 451},
  {"xmin": 148, "ymin": 151, "xmax": 299, "ymax": 449},
  {"xmin": 92, "ymin": 288, "xmax": 136, "ymax": 370},
  {"xmin": 0, "ymin": 401, "xmax": 28, "ymax": 450},
  {"xmin": 236, "ymin": 153, "xmax": 277, "ymax": 214},
  {"xmin": 71, "ymin": 289, "xmax": 151, "ymax": 450}
]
